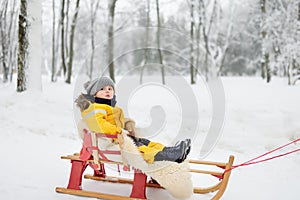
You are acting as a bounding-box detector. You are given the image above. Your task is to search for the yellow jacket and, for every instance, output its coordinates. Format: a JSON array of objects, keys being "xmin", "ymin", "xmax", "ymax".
[
  {"xmin": 81, "ymin": 103, "xmax": 124, "ymax": 135},
  {"xmin": 81, "ymin": 102, "xmax": 164, "ymax": 163}
]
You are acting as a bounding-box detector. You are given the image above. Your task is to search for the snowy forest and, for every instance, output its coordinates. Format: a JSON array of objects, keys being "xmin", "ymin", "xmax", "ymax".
[
  {"xmin": 1, "ymin": 1, "xmax": 300, "ymax": 199},
  {"xmin": 0, "ymin": 0, "xmax": 300, "ymax": 90}
]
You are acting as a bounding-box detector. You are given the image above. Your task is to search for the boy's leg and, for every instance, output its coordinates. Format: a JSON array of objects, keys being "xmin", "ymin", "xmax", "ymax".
[
  {"xmin": 154, "ymin": 141, "xmax": 187, "ymax": 163},
  {"xmin": 128, "ymin": 135, "xmax": 151, "ymax": 146}
]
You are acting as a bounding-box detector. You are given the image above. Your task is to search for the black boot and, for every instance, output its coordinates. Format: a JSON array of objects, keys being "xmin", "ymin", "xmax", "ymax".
[
  {"xmin": 181, "ymin": 139, "xmax": 191, "ymax": 162},
  {"xmin": 184, "ymin": 138, "xmax": 191, "ymax": 156},
  {"xmin": 172, "ymin": 139, "xmax": 191, "ymax": 163},
  {"xmin": 154, "ymin": 141, "xmax": 186, "ymax": 163}
]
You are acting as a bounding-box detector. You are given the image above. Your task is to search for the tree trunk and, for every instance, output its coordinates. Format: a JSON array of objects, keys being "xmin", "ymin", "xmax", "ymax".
[
  {"xmin": 54, "ymin": 0, "xmax": 62, "ymax": 77},
  {"xmin": 89, "ymin": 0, "xmax": 100, "ymax": 80},
  {"xmin": 140, "ymin": 0, "xmax": 150, "ymax": 84},
  {"xmin": 51, "ymin": 0, "xmax": 56, "ymax": 82},
  {"xmin": 260, "ymin": 0, "xmax": 271, "ymax": 82},
  {"xmin": 190, "ymin": 0, "xmax": 195, "ymax": 84},
  {"xmin": 287, "ymin": 64, "xmax": 291, "ymax": 85},
  {"xmin": 291, "ymin": 58, "xmax": 299, "ymax": 85},
  {"xmin": 66, "ymin": 0, "xmax": 80, "ymax": 84},
  {"xmin": 200, "ymin": 0, "xmax": 211, "ymax": 81},
  {"xmin": 60, "ymin": 0, "xmax": 67, "ymax": 76},
  {"xmin": 272, "ymin": 42, "xmax": 280, "ymax": 76},
  {"xmin": 195, "ymin": 0, "xmax": 203, "ymax": 82},
  {"xmin": 64, "ymin": 0, "xmax": 70, "ymax": 59},
  {"xmin": 8, "ymin": 0, "xmax": 18, "ymax": 83},
  {"xmin": 217, "ymin": 3, "xmax": 234, "ymax": 76},
  {"xmin": 155, "ymin": 0, "xmax": 165, "ymax": 84},
  {"xmin": 0, "ymin": 0, "xmax": 9, "ymax": 83},
  {"xmin": 107, "ymin": 0, "xmax": 118, "ymax": 82},
  {"xmin": 298, "ymin": 2, "xmax": 300, "ymax": 21},
  {"xmin": 17, "ymin": 0, "xmax": 28, "ymax": 92},
  {"xmin": 292, "ymin": 2, "xmax": 300, "ymax": 85}
]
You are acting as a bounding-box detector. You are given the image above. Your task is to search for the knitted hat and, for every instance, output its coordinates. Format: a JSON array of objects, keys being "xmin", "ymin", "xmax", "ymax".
[{"xmin": 84, "ymin": 76, "xmax": 115, "ymax": 96}]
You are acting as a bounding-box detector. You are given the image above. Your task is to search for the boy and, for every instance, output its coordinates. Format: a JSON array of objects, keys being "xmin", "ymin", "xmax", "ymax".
[{"xmin": 75, "ymin": 76, "xmax": 191, "ymax": 164}]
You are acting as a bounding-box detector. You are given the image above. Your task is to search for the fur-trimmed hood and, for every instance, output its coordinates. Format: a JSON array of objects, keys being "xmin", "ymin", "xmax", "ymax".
[{"xmin": 75, "ymin": 94, "xmax": 94, "ymax": 111}]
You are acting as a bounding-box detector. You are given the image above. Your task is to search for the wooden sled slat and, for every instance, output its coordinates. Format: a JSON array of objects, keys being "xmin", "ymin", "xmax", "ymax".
[
  {"xmin": 189, "ymin": 159, "xmax": 227, "ymax": 167},
  {"xmin": 190, "ymin": 168, "xmax": 223, "ymax": 177},
  {"xmin": 84, "ymin": 174, "xmax": 163, "ymax": 189},
  {"xmin": 61, "ymin": 154, "xmax": 123, "ymax": 164},
  {"xmin": 56, "ymin": 187, "xmax": 144, "ymax": 200}
]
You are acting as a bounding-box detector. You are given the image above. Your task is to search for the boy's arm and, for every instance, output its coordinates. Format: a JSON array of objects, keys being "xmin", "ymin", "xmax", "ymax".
[{"xmin": 95, "ymin": 115, "xmax": 122, "ymax": 135}]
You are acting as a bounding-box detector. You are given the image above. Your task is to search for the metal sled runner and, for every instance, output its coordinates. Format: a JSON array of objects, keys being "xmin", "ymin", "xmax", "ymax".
[{"xmin": 56, "ymin": 129, "xmax": 234, "ymax": 200}]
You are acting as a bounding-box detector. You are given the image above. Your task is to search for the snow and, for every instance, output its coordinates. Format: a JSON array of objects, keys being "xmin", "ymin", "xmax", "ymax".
[{"xmin": 0, "ymin": 76, "xmax": 299, "ymax": 200}]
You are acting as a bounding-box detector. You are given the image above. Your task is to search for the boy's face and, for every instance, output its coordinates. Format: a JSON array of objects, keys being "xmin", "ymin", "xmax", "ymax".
[{"xmin": 95, "ymin": 85, "xmax": 114, "ymax": 99}]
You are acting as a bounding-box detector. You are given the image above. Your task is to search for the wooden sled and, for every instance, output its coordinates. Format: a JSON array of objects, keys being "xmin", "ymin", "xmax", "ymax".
[{"xmin": 56, "ymin": 129, "xmax": 234, "ymax": 200}]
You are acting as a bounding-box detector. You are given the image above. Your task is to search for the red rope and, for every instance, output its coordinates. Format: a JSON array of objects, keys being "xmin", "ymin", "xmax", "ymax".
[{"xmin": 225, "ymin": 137, "xmax": 300, "ymax": 173}]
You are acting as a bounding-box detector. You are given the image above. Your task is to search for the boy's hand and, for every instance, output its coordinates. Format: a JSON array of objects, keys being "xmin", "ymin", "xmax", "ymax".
[{"xmin": 124, "ymin": 120, "xmax": 136, "ymax": 136}]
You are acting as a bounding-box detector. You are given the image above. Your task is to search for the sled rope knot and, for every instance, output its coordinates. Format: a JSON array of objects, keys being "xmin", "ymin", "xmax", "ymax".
[{"xmin": 225, "ymin": 137, "xmax": 300, "ymax": 173}]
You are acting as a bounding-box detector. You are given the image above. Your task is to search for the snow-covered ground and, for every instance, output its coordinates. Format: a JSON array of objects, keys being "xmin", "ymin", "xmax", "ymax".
[{"xmin": 0, "ymin": 76, "xmax": 299, "ymax": 200}]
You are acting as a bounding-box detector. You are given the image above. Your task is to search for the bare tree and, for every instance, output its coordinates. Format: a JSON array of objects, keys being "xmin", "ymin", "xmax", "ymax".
[
  {"xmin": 140, "ymin": 0, "xmax": 150, "ymax": 84},
  {"xmin": 296, "ymin": 2, "xmax": 300, "ymax": 85},
  {"xmin": 51, "ymin": 0, "xmax": 56, "ymax": 82},
  {"xmin": 196, "ymin": 0, "xmax": 233, "ymax": 80},
  {"xmin": 288, "ymin": 1, "xmax": 300, "ymax": 85},
  {"xmin": 65, "ymin": 0, "xmax": 81, "ymax": 84},
  {"xmin": 107, "ymin": 0, "xmax": 118, "ymax": 81},
  {"xmin": 260, "ymin": 0, "xmax": 271, "ymax": 82},
  {"xmin": 155, "ymin": 0, "xmax": 165, "ymax": 84},
  {"xmin": 217, "ymin": 3, "xmax": 234, "ymax": 76},
  {"xmin": 195, "ymin": 0, "xmax": 203, "ymax": 83},
  {"xmin": 200, "ymin": 0, "xmax": 215, "ymax": 81},
  {"xmin": 60, "ymin": 0, "xmax": 67, "ymax": 76},
  {"xmin": 190, "ymin": 0, "xmax": 195, "ymax": 84},
  {"xmin": 17, "ymin": 0, "xmax": 28, "ymax": 92},
  {"xmin": 89, "ymin": 0, "xmax": 100, "ymax": 80},
  {"xmin": 53, "ymin": 0, "xmax": 62, "ymax": 79},
  {"xmin": 64, "ymin": 0, "xmax": 70, "ymax": 59},
  {"xmin": 0, "ymin": 0, "xmax": 9, "ymax": 83},
  {"xmin": 0, "ymin": 0, "xmax": 17, "ymax": 83},
  {"xmin": 8, "ymin": 0, "xmax": 18, "ymax": 82}
]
